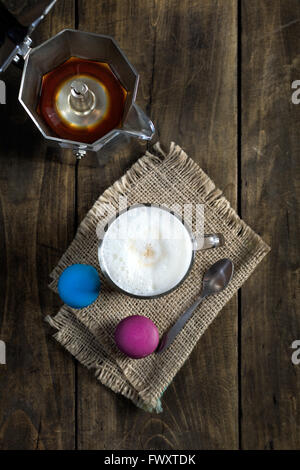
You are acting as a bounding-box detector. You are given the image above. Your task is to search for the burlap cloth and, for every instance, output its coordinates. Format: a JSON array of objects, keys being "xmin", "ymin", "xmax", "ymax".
[{"xmin": 46, "ymin": 142, "xmax": 270, "ymax": 412}]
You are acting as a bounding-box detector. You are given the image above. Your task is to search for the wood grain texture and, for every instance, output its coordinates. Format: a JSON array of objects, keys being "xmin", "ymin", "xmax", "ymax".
[
  {"xmin": 0, "ymin": 0, "xmax": 76, "ymax": 450},
  {"xmin": 76, "ymin": 0, "xmax": 157, "ymax": 451},
  {"xmin": 241, "ymin": 0, "xmax": 300, "ymax": 449},
  {"xmin": 76, "ymin": 0, "xmax": 238, "ymax": 450},
  {"xmin": 148, "ymin": 0, "xmax": 238, "ymax": 450},
  {"xmin": 0, "ymin": 0, "xmax": 299, "ymax": 450}
]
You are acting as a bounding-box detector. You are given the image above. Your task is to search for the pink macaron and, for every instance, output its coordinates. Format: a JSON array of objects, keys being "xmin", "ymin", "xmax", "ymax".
[{"xmin": 115, "ymin": 315, "xmax": 159, "ymax": 359}]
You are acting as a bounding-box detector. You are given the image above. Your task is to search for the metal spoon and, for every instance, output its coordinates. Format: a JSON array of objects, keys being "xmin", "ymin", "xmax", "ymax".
[{"xmin": 157, "ymin": 258, "xmax": 234, "ymax": 353}]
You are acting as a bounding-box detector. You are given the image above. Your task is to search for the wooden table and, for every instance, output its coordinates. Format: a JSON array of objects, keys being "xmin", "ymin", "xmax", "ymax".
[{"xmin": 0, "ymin": 0, "xmax": 299, "ymax": 450}]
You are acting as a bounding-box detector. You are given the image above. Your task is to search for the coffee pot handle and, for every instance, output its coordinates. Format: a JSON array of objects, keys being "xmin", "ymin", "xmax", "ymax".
[
  {"xmin": 0, "ymin": 1, "xmax": 57, "ymax": 73},
  {"xmin": 122, "ymin": 103, "xmax": 155, "ymax": 141}
]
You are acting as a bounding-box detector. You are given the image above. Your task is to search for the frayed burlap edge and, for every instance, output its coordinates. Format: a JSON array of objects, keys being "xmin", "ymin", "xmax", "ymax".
[
  {"xmin": 45, "ymin": 308, "xmax": 162, "ymax": 412},
  {"xmin": 49, "ymin": 142, "xmax": 269, "ymax": 287},
  {"xmin": 46, "ymin": 142, "xmax": 270, "ymax": 412}
]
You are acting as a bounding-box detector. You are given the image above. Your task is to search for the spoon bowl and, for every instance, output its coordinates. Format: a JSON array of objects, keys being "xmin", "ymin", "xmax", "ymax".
[
  {"xmin": 202, "ymin": 258, "xmax": 234, "ymax": 296},
  {"xmin": 157, "ymin": 258, "xmax": 234, "ymax": 353}
]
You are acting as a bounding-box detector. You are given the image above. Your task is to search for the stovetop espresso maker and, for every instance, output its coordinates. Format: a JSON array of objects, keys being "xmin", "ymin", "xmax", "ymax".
[{"xmin": 0, "ymin": 0, "xmax": 155, "ymax": 159}]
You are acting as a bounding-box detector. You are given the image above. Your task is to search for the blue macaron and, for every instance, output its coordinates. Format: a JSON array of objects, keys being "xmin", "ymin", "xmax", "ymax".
[{"xmin": 58, "ymin": 264, "xmax": 101, "ymax": 309}]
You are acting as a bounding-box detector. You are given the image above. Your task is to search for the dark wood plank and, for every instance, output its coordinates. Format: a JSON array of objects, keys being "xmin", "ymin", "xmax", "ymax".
[
  {"xmin": 241, "ymin": 0, "xmax": 300, "ymax": 449},
  {"xmin": 0, "ymin": 0, "xmax": 76, "ymax": 450},
  {"xmin": 149, "ymin": 0, "xmax": 238, "ymax": 450},
  {"xmin": 77, "ymin": 0, "xmax": 238, "ymax": 450},
  {"xmin": 76, "ymin": 0, "xmax": 156, "ymax": 451}
]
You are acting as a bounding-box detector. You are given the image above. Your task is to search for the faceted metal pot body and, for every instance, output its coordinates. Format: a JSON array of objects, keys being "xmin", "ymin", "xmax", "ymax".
[{"xmin": 19, "ymin": 29, "xmax": 154, "ymax": 157}]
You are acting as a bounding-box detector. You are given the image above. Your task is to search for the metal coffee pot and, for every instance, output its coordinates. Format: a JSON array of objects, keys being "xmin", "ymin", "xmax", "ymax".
[{"xmin": 0, "ymin": 0, "xmax": 154, "ymax": 159}]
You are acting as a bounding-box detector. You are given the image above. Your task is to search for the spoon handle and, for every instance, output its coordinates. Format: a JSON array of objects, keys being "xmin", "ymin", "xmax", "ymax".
[{"xmin": 157, "ymin": 294, "xmax": 206, "ymax": 353}]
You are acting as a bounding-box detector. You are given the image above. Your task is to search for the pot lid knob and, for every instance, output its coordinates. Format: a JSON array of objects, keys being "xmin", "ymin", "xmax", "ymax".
[
  {"xmin": 55, "ymin": 75, "xmax": 109, "ymax": 128},
  {"xmin": 69, "ymin": 80, "xmax": 96, "ymax": 114}
]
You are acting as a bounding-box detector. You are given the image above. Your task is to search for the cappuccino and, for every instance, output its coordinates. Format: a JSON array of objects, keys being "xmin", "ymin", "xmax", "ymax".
[{"xmin": 98, "ymin": 205, "xmax": 193, "ymax": 296}]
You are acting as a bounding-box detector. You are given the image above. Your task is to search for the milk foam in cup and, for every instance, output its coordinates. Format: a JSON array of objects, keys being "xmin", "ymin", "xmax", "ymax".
[{"xmin": 98, "ymin": 205, "xmax": 194, "ymax": 297}]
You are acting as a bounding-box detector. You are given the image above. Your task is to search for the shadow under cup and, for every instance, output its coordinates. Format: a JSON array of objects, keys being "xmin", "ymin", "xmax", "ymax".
[{"xmin": 97, "ymin": 204, "xmax": 224, "ymax": 299}]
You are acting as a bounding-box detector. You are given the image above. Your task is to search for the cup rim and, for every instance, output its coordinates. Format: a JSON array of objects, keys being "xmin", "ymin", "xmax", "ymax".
[{"xmin": 97, "ymin": 203, "xmax": 196, "ymax": 299}]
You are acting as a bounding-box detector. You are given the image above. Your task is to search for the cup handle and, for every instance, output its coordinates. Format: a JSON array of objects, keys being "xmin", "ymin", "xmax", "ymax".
[
  {"xmin": 122, "ymin": 103, "xmax": 155, "ymax": 140},
  {"xmin": 194, "ymin": 233, "xmax": 225, "ymax": 250}
]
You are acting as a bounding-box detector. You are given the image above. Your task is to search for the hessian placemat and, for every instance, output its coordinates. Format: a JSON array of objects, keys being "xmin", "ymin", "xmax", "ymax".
[{"xmin": 45, "ymin": 142, "xmax": 270, "ymax": 412}]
